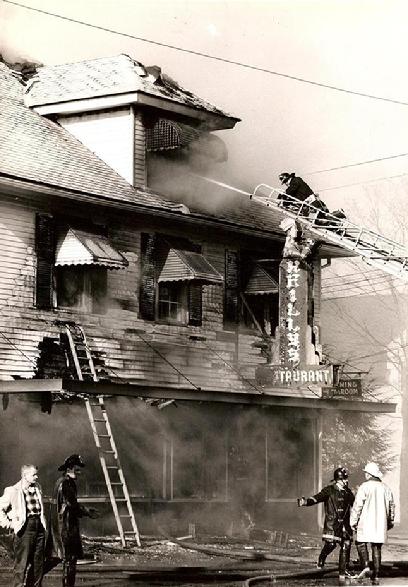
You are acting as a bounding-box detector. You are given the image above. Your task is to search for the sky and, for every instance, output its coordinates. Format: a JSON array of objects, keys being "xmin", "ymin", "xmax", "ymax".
[{"xmin": 1, "ymin": 0, "xmax": 408, "ymax": 228}]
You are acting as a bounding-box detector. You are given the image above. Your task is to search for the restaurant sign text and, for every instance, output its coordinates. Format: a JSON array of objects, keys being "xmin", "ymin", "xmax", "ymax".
[{"xmin": 256, "ymin": 364, "xmax": 333, "ymax": 388}]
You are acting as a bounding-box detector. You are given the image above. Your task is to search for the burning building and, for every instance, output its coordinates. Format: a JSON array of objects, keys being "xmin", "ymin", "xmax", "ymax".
[{"xmin": 0, "ymin": 55, "xmax": 394, "ymax": 541}]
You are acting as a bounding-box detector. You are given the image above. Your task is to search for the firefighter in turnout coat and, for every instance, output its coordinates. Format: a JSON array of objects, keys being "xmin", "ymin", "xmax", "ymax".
[
  {"xmin": 298, "ymin": 467, "xmax": 355, "ymax": 582},
  {"xmin": 45, "ymin": 455, "xmax": 98, "ymax": 587}
]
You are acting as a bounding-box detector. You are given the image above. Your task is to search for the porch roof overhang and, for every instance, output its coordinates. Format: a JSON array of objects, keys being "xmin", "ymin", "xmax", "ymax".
[{"xmin": 0, "ymin": 379, "xmax": 396, "ymax": 413}]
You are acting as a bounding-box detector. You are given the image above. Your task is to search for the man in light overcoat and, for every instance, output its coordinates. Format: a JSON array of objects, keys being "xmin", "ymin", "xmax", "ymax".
[{"xmin": 350, "ymin": 462, "xmax": 395, "ymax": 585}]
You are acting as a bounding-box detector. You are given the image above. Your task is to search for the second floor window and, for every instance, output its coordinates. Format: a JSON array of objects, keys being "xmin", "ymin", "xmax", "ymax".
[
  {"xmin": 35, "ymin": 213, "xmax": 128, "ymax": 314},
  {"xmin": 158, "ymin": 282, "xmax": 188, "ymax": 323},
  {"xmin": 56, "ymin": 265, "xmax": 107, "ymax": 314},
  {"xmin": 224, "ymin": 249, "xmax": 280, "ymax": 335},
  {"xmin": 139, "ymin": 233, "xmax": 223, "ymax": 326}
]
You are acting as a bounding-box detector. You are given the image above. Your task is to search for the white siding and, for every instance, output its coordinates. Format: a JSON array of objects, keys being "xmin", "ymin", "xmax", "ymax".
[{"xmin": 59, "ymin": 108, "xmax": 134, "ymax": 184}]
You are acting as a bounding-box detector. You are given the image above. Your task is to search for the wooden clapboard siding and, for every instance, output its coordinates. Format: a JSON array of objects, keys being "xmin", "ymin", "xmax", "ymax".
[
  {"xmin": 0, "ymin": 193, "xmax": 319, "ymax": 396},
  {"xmin": 134, "ymin": 110, "xmax": 146, "ymax": 186},
  {"xmin": 0, "ymin": 201, "xmax": 35, "ymax": 309},
  {"xmin": 58, "ymin": 108, "xmax": 135, "ymax": 185}
]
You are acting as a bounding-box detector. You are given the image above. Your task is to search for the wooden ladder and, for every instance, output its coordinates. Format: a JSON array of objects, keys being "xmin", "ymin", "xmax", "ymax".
[
  {"xmin": 251, "ymin": 183, "xmax": 408, "ymax": 281},
  {"xmin": 62, "ymin": 322, "xmax": 141, "ymax": 547}
]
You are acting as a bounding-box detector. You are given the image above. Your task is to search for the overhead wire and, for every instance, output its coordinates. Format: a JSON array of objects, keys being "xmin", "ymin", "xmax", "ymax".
[
  {"xmin": 322, "ymin": 272, "xmax": 399, "ymax": 288},
  {"xmin": 323, "ymin": 268, "xmax": 384, "ymax": 281},
  {"xmin": 322, "ymin": 276, "xmax": 403, "ymax": 295},
  {"xmin": 133, "ymin": 331, "xmax": 201, "ymax": 390},
  {"xmin": 202, "ymin": 341, "xmax": 264, "ymax": 394},
  {"xmin": 323, "ymin": 284, "xmax": 402, "ymax": 300},
  {"xmin": 305, "ymin": 151, "xmax": 408, "ymax": 175},
  {"xmin": 318, "ymin": 172, "xmax": 408, "ymax": 192},
  {"xmin": 0, "ymin": 328, "xmax": 37, "ymax": 368},
  {"xmin": 4, "ymin": 0, "xmax": 408, "ymax": 108}
]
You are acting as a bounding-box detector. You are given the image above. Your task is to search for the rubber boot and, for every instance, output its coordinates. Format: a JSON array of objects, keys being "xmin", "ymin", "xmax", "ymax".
[
  {"xmin": 339, "ymin": 539, "xmax": 353, "ymax": 583},
  {"xmin": 371, "ymin": 544, "xmax": 381, "ymax": 585},
  {"xmin": 63, "ymin": 557, "xmax": 77, "ymax": 587},
  {"xmin": 317, "ymin": 540, "xmax": 337, "ymax": 568},
  {"xmin": 356, "ymin": 542, "xmax": 371, "ymax": 579}
]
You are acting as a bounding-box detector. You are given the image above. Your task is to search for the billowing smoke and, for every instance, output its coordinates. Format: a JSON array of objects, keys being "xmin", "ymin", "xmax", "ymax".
[
  {"xmin": 0, "ymin": 396, "xmax": 317, "ymax": 536},
  {"xmin": 147, "ymin": 134, "xmax": 253, "ymax": 216}
]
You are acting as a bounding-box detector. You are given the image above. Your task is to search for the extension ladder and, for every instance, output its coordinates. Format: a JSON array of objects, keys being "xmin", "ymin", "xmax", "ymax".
[
  {"xmin": 251, "ymin": 184, "xmax": 408, "ymax": 281},
  {"xmin": 62, "ymin": 322, "xmax": 141, "ymax": 547}
]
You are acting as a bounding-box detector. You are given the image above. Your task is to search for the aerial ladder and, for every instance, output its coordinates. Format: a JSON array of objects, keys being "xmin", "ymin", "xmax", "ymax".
[
  {"xmin": 251, "ymin": 184, "xmax": 408, "ymax": 281},
  {"xmin": 60, "ymin": 321, "xmax": 141, "ymax": 547}
]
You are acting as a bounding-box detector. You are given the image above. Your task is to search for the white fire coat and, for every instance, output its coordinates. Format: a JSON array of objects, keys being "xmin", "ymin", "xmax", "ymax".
[{"xmin": 350, "ymin": 479, "xmax": 395, "ymax": 544}]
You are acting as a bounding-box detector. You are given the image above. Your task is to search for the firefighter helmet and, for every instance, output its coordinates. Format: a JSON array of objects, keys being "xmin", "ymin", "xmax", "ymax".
[{"xmin": 333, "ymin": 467, "xmax": 348, "ymax": 481}]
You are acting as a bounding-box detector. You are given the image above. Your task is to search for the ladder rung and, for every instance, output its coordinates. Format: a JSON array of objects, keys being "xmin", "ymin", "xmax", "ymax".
[
  {"xmin": 106, "ymin": 466, "xmax": 119, "ymax": 469},
  {"xmin": 119, "ymin": 514, "xmax": 132, "ymax": 517},
  {"xmin": 115, "ymin": 498, "xmax": 128, "ymax": 502},
  {"xmin": 110, "ymin": 482, "xmax": 123, "ymax": 486},
  {"xmin": 97, "ymin": 434, "xmax": 111, "ymax": 438},
  {"xmin": 93, "ymin": 419, "xmax": 106, "ymax": 422},
  {"xmin": 102, "ymin": 450, "xmax": 115, "ymax": 454}
]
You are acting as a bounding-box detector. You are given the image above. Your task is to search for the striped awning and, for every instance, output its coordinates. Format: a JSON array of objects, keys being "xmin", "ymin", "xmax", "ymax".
[
  {"xmin": 55, "ymin": 228, "xmax": 128, "ymax": 269},
  {"xmin": 158, "ymin": 249, "xmax": 223, "ymax": 285},
  {"xmin": 245, "ymin": 264, "xmax": 279, "ymax": 295}
]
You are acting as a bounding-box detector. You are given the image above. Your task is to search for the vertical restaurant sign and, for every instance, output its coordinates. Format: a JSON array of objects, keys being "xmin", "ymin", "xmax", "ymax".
[{"xmin": 279, "ymin": 259, "xmax": 308, "ymax": 367}]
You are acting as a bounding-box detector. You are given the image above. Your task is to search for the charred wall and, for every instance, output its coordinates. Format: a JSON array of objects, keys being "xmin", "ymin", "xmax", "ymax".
[{"xmin": 0, "ymin": 193, "xmax": 288, "ymax": 393}]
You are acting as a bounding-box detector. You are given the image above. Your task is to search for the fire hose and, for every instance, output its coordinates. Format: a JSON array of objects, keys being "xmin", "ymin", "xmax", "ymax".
[{"xmin": 242, "ymin": 566, "xmax": 337, "ymax": 586}]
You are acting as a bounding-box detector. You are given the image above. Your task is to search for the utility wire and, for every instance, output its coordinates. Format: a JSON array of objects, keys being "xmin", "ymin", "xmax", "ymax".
[
  {"xmin": 306, "ymin": 152, "xmax": 408, "ymax": 175},
  {"xmin": 323, "ymin": 268, "xmax": 384, "ymax": 281},
  {"xmin": 322, "ymin": 275, "xmax": 402, "ymax": 293},
  {"xmin": 4, "ymin": 0, "xmax": 408, "ymax": 108},
  {"xmin": 319, "ymin": 172, "xmax": 408, "ymax": 192},
  {"xmin": 0, "ymin": 328, "xmax": 37, "ymax": 368},
  {"xmin": 322, "ymin": 276, "xmax": 402, "ymax": 295},
  {"xmin": 202, "ymin": 341, "xmax": 263, "ymax": 394},
  {"xmin": 134, "ymin": 331, "xmax": 201, "ymax": 391},
  {"xmin": 323, "ymin": 284, "xmax": 401, "ymax": 300},
  {"xmin": 322, "ymin": 272, "xmax": 398, "ymax": 288}
]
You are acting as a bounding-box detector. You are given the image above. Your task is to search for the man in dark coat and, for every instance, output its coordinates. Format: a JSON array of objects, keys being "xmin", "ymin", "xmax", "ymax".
[
  {"xmin": 45, "ymin": 455, "xmax": 98, "ymax": 587},
  {"xmin": 278, "ymin": 172, "xmax": 314, "ymax": 212},
  {"xmin": 298, "ymin": 467, "xmax": 355, "ymax": 583}
]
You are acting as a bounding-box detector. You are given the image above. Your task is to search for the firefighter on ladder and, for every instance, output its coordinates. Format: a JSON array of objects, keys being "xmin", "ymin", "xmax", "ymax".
[
  {"xmin": 298, "ymin": 466, "xmax": 355, "ymax": 584},
  {"xmin": 278, "ymin": 172, "xmax": 314, "ymax": 212}
]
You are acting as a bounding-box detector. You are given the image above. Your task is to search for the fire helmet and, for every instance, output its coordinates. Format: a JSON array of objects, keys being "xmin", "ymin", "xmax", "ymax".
[{"xmin": 333, "ymin": 467, "xmax": 348, "ymax": 481}]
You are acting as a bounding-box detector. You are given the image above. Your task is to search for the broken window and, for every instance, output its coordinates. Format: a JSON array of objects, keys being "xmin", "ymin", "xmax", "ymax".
[
  {"xmin": 224, "ymin": 249, "xmax": 280, "ymax": 334},
  {"xmin": 56, "ymin": 265, "xmax": 107, "ymax": 314}
]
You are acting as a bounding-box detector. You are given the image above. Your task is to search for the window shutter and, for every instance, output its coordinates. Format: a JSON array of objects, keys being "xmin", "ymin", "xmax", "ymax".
[
  {"xmin": 35, "ymin": 213, "xmax": 55, "ymax": 309},
  {"xmin": 139, "ymin": 233, "xmax": 157, "ymax": 320},
  {"xmin": 224, "ymin": 250, "xmax": 239, "ymax": 325},
  {"xmin": 188, "ymin": 283, "xmax": 202, "ymax": 326}
]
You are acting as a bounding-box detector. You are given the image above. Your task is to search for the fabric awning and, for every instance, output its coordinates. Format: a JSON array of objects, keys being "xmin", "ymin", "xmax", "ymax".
[
  {"xmin": 245, "ymin": 264, "xmax": 279, "ymax": 295},
  {"xmin": 55, "ymin": 228, "xmax": 128, "ymax": 269},
  {"xmin": 158, "ymin": 249, "xmax": 223, "ymax": 285}
]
